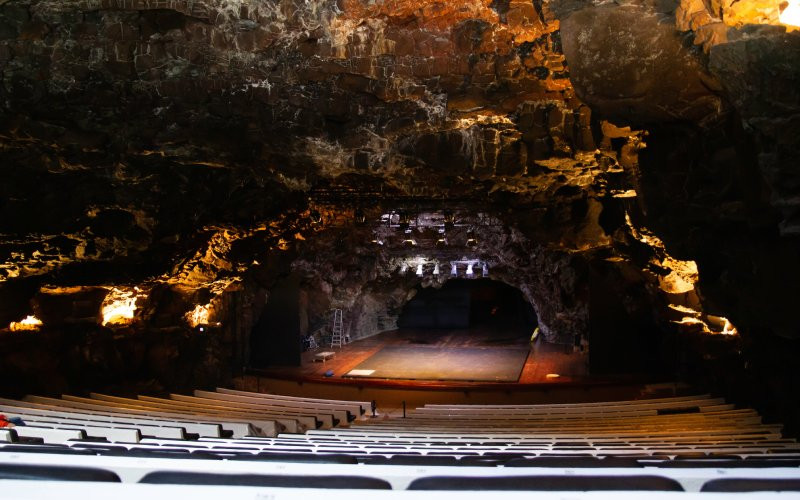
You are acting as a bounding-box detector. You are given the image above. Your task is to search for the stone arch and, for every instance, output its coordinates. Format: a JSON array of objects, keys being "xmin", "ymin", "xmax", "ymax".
[
  {"xmin": 290, "ymin": 238, "xmax": 591, "ymax": 346},
  {"xmin": 395, "ymin": 277, "xmax": 538, "ymax": 331}
]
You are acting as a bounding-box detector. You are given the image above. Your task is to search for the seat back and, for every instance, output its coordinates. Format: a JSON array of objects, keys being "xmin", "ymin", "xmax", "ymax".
[
  {"xmin": 701, "ymin": 478, "xmax": 800, "ymax": 491},
  {"xmin": 0, "ymin": 463, "xmax": 121, "ymax": 482},
  {"xmin": 228, "ymin": 452, "xmax": 358, "ymax": 464},
  {"xmin": 407, "ymin": 475, "xmax": 684, "ymax": 491},
  {"xmin": 505, "ymin": 457, "xmax": 643, "ymax": 468},
  {"xmin": 140, "ymin": 471, "xmax": 392, "ymax": 489}
]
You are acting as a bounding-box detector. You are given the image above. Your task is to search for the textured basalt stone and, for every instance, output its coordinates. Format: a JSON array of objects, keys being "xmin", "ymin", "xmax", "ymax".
[
  {"xmin": 555, "ymin": 0, "xmax": 726, "ymax": 126},
  {"xmin": 0, "ymin": 0, "xmax": 586, "ymax": 287},
  {"xmin": 709, "ymin": 28, "xmax": 800, "ymax": 236},
  {"xmin": 0, "ymin": 0, "xmax": 797, "ymax": 426}
]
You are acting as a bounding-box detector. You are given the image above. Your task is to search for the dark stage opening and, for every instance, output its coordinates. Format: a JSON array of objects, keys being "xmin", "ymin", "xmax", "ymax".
[{"xmin": 397, "ymin": 279, "xmax": 537, "ymax": 334}]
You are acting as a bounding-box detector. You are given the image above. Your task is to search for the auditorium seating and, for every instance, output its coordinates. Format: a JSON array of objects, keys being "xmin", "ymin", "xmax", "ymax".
[{"xmin": 1, "ymin": 389, "xmax": 799, "ymax": 497}]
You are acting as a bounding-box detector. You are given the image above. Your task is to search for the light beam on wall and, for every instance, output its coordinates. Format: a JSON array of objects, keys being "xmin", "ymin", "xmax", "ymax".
[
  {"xmin": 9, "ymin": 315, "xmax": 43, "ymax": 331},
  {"xmin": 781, "ymin": 0, "xmax": 800, "ymax": 28},
  {"xmin": 101, "ymin": 287, "xmax": 141, "ymax": 326},
  {"xmin": 185, "ymin": 304, "xmax": 211, "ymax": 328}
]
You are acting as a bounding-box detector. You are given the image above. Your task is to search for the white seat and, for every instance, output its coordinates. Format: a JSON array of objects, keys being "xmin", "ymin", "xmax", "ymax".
[
  {"xmin": 0, "ymin": 405, "xmax": 186, "ymax": 439},
  {"xmin": 13, "ymin": 426, "xmax": 86, "ymax": 443},
  {"xmin": 23, "ymin": 396, "xmax": 260, "ymax": 438},
  {"xmin": 0, "ymin": 397, "xmax": 220, "ymax": 437},
  {"xmin": 217, "ymin": 387, "xmax": 371, "ymax": 412}
]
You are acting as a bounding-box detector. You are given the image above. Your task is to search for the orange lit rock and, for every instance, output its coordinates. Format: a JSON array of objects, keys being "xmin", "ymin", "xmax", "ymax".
[
  {"xmin": 557, "ymin": 1, "xmax": 725, "ymax": 124},
  {"xmin": 101, "ymin": 287, "xmax": 142, "ymax": 326},
  {"xmin": 9, "ymin": 315, "xmax": 42, "ymax": 331}
]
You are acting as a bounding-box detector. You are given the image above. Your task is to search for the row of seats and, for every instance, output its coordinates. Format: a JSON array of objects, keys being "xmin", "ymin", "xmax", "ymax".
[
  {"xmin": 2, "ymin": 442, "xmax": 800, "ymax": 491},
  {"xmin": 3, "ymin": 459, "xmax": 799, "ymax": 491},
  {"xmin": 0, "ymin": 388, "xmax": 369, "ymax": 441},
  {"xmin": 1, "ymin": 390, "xmax": 799, "ymax": 495},
  {"xmin": 288, "ymin": 395, "xmax": 798, "ymax": 459}
]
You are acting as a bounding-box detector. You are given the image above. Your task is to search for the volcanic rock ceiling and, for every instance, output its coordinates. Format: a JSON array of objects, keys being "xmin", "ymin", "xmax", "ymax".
[{"xmin": 0, "ymin": 0, "xmax": 798, "ymax": 357}]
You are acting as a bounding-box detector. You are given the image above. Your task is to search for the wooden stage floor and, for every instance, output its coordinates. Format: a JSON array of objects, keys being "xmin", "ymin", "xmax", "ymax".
[{"xmin": 253, "ymin": 326, "xmax": 590, "ymax": 387}]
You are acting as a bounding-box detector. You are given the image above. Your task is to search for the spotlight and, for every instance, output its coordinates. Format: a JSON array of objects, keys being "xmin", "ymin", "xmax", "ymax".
[
  {"xmin": 466, "ymin": 263, "xmax": 474, "ymax": 276},
  {"xmin": 433, "ymin": 263, "xmax": 440, "ymax": 275},
  {"xmin": 416, "ymin": 263, "xmax": 423, "ymax": 276},
  {"xmin": 451, "ymin": 263, "xmax": 457, "ymax": 276},
  {"xmin": 482, "ymin": 264, "xmax": 489, "ymax": 277}
]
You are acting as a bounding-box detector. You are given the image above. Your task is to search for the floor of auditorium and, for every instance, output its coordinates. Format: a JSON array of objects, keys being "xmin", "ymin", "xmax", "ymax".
[{"xmin": 255, "ymin": 326, "xmax": 590, "ymax": 386}]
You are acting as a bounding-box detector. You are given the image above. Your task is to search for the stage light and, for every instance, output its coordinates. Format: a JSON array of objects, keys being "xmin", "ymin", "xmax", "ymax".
[
  {"xmin": 416, "ymin": 263, "xmax": 423, "ymax": 276},
  {"xmin": 433, "ymin": 263, "xmax": 440, "ymax": 275},
  {"xmin": 466, "ymin": 263, "xmax": 474, "ymax": 276},
  {"xmin": 482, "ymin": 264, "xmax": 488, "ymax": 277},
  {"xmin": 451, "ymin": 263, "xmax": 457, "ymax": 276},
  {"xmin": 403, "ymin": 239, "xmax": 416, "ymax": 246},
  {"xmin": 400, "ymin": 264, "xmax": 408, "ymax": 274}
]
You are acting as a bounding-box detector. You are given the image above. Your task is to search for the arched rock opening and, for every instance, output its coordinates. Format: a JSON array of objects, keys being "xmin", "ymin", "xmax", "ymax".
[{"xmin": 397, "ymin": 279, "xmax": 537, "ymax": 333}]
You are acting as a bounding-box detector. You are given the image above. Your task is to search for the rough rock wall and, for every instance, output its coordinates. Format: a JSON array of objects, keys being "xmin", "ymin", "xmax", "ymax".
[
  {"xmin": 0, "ymin": 0, "xmax": 591, "ymax": 294},
  {"xmin": 550, "ymin": 0, "xmax": 800, "ymax": 432},
  {"xmin": 0, "ymin": 0, "xmax": 777, "ymax": 393},
  {"xmin": 552, "ymin": 0, "xmax": 800, "ymax": 337}
]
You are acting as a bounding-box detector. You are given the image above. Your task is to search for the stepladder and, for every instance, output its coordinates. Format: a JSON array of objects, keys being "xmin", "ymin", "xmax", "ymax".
[{"xmin": 330, "ymin": 308, "xmax": 345, "ymax": 348}]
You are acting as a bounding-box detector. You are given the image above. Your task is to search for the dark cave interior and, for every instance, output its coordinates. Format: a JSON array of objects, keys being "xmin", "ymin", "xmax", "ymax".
[
  {"xmin": 398, "ymin": 279, "xmax": 537, "ymax": 332},
  {"xmin": 0, "ymin": 0, "xmax": 798, "ymax": 435}
]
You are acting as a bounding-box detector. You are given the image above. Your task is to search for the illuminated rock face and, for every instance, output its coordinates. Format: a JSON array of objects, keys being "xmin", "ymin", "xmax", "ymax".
[
  {"xmin": 555, "ymin": 0, "xmax": 725, "ymax": 125},
  {"xmin": 0, "ymin": 0, "xmax": 589, "ymax": 286},
  {"xmin": 0, "ymin": 0, "xmax": 797, "ymax": 423}
]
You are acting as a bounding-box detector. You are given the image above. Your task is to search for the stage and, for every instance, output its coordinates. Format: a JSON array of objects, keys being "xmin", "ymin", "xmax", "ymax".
[
  {"xmin": 252, "ymin": 326, "xmax": 591, "ymax": 387},
  {"xmin": 345, "ymin": 345, "xmax": 530, "ymax": 382}
]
